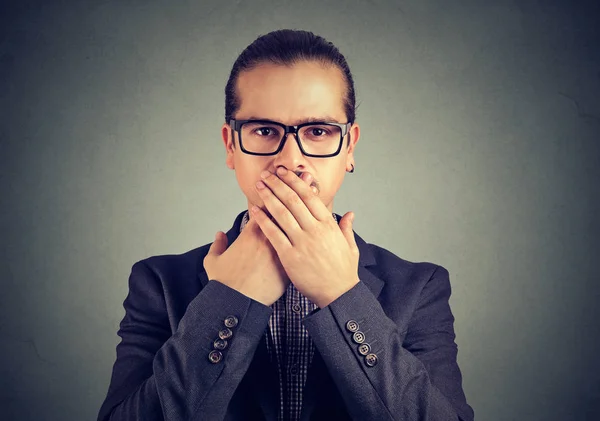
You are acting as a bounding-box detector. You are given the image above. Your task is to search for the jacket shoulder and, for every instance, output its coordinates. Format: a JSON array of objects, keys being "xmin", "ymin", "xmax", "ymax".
[
  {"xmin": 365, "ymin": 242, "xmax": 444, "ymax": 281},
  {"xmin": 124, "ymin": 243, "xmax": 216, "ymax": 329},
  {"xmin": 362, "ymin": 243, "xmax": 454, "ymax": 336},
  {"xmin": 135, "ymin": 243, "xmax": 211, "ymax": 277}
]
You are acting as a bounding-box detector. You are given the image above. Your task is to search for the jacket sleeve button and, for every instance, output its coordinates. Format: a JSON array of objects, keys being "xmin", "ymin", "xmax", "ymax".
[
  {"xmin": 214, "ymin": 338, "xmax": 228, "ymax": 350},
  {"xmin": 352, "ymin": 331, "xmax": 365, "ymax": 344},
  {"xmin": 224, "ymin": 315, "xmax": 239, "ymax": 328},
  {"xmin": 365, "ymin": 353, "xmax": 378, "ymax": 367},
  {"xmin": 346, "ymin": 320, "xmax": 359, "ymax": 332},
  {"xmin": 218, "ymin": 328, "xmax": 233, "ymax": 340},
  {"xmin": 358, "ymin": 343, "xmax": 371, "ymax": 355},
  {"xmin": 208, "ymin": 350, "xmax": 223, "ymax": 364}
]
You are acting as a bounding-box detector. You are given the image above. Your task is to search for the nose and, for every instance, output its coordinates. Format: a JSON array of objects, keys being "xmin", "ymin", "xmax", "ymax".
[{"xmin": 272, "ymin": 132, "xmax": 306, "ymax": 170}]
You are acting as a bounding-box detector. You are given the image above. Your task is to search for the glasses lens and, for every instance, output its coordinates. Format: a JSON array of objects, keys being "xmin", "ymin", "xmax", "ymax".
[
  {"xmin": 240, "ymin": 122, "xmax": 342, "ymax": 156},
  {"xmin": 298, "ymin": 124, "xmax": 342, "ymax": 155},
  {"xmin": 240, "ymin": 122, "xmax": 283, "ymax": 154}
]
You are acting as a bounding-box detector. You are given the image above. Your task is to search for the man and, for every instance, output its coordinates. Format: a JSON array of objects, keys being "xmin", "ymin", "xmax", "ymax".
[{"xmin": 97, "ymin": 29, "xmax": 474, "ymax": 421}]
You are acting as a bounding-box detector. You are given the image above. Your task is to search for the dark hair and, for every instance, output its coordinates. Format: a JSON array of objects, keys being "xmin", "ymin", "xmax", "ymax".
[{"xmin": 224, "ymin": 29, "xmax": 357, "ymax": 147}]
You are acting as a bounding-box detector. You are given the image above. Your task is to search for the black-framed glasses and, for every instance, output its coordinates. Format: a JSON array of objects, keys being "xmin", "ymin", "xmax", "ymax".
[{"xmin": 229, "ymin": 119, "xmax": 352, "ymax": 158}]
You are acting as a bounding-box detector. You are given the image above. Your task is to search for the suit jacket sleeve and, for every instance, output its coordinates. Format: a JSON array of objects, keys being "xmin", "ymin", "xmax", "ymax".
[
  {"xmin": 97, "ymin": 260, "xmax": 273, "ymax": 421},
  {"xmin": 302, "ymin": 264, "xmax": 474, "ymax": 421}
]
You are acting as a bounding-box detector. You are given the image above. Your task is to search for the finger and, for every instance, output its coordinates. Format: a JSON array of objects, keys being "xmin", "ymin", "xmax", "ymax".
[
  {"xmin": 209, "ymin": 231, "xmax": 227, "ymax": 256},
  {"xmin": 341, "ymin": 212, "xmax": 359, "ymax": 254},
  {"xmin": 247, "ymin": 205, "xmax": 282, "ymax": 242},
  {"xmin": 301, "ymin": 172, "xmax": 319, "ymax": 195},
  {"xmin": 277, "ymin": 168, "xmax": 329, "ymax": 222},
  {"xmin": 255, "ymin": 179, "xmax": 302, "ymax": 240},
  {"xmin": 260, "ymin": 168, "xmax": 330, "ymax": 229},
  {"xmin": 301, "ymin": 172, "xmax": 313, "ymax": 186},
  {"xmin": 251, "ymin": 205, "xmax": 292, "ymax": 253}
]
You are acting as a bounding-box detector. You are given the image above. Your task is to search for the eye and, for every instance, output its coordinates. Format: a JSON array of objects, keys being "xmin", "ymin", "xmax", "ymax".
[
  {"xmin": 302, "ymin": 125, "xmax": 333, "ymax": 138},
  {"xmin": 254, "ymin": 127, "xmax": 279, "ymax": 137},
  {"xmin": 252, "ymin": 126, "xmax": 279, "ymax": 137}
]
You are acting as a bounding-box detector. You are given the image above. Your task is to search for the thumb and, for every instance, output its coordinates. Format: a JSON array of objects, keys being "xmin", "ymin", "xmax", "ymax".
[
  {"xmin": 340, "ymin": 212, "xmax": 358, "ymax": 251},
  {"xmin": 209, "ymin": 231, "xmax": 228, "ymax": 256}
]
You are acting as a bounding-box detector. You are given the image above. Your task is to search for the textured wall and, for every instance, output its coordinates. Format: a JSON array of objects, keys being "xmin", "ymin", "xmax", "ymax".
[{"xmin": 1, "ymin": 0, "xmax": 599, "ymax": 420}]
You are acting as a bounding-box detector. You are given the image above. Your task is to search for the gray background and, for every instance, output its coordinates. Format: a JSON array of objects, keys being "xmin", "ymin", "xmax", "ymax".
[{"xmin": 1, "ymin": 0, "xmax": 599, "ymax": 420}]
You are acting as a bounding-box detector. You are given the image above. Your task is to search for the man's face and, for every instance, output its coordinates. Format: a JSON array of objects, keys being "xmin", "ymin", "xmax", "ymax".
[{"xmin": 221, "ymin": 60, "xmax": 360, "ymax": 215}]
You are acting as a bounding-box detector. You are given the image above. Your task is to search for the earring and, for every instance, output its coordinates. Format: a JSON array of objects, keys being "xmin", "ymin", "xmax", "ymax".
[{"xmin": 348, "ymin": 164, "xmax": 354, "ymax": 173}]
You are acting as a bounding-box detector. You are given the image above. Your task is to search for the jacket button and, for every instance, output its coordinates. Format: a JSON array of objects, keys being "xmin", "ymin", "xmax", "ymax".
[
  {"xmin": 352, "ymin": 331, "xmax": 365, "ymax": 344},
  {"xmin": 365, "ymin": 353, "xmax": 378, "ymax": 367},
  {"xmin": 358, "ymin": 343, "xmax": 371, "ymax": 356},
  {"xmin": 213, "ymin": 338, "xmax": 228, "ymax": 350},
  {"xmin": 224, "ymin": 315, "xmax": 238, "ymax": 328},
  {"xmin": 208, "ymin": 350, "xmax": 223, "ymax": 363},
  {"xmin": 346, "ymin": 320, "xmax": 359, "ymax": 332},
  {"xmin": 218, "ymin": 328, "xmax": 233, "ymax": 340}
]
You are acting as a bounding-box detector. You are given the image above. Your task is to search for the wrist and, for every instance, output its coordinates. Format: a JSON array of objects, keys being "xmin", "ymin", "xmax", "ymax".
[
  {"xmin": 314, "ymin": 277, "xmax": 360, "ymax": 308},
  {"xmin": 215, "ymin": 280, "xmax": 271, "ymax": 306}
]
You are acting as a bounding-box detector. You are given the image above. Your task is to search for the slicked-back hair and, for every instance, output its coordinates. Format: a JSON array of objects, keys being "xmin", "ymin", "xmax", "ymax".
[{"xmin": 224, "ymin": 29, "xmax": 357, "ymax": 147}]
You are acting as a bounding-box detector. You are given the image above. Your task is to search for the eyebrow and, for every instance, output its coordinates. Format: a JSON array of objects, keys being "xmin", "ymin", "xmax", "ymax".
[{"xmin": 244, "ymin": 116, "xmax": 342, "ymax": 125}]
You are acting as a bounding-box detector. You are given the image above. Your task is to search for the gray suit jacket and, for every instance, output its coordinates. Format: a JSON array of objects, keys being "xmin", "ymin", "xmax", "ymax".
[{"xmin": 97, "ymin": 210, "xmax": 475, "ymax": 420}]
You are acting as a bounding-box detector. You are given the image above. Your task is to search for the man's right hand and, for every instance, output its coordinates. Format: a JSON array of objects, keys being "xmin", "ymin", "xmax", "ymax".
[{"xmin": 203, "ymin": 215, "xmax": 290, "ymax": 306}]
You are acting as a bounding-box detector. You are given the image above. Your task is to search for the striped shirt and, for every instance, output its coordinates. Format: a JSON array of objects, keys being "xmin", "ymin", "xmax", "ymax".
[{"xmin": 239, "ymin": 210, "xmax": 338, "ymax": 421}]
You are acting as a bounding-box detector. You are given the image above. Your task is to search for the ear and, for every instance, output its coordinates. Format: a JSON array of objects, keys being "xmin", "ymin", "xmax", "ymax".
[
  {"xmin": 346, "ymin": 122, "xmax": 360, "ymax": 169},
  {"xmin": 221, "ymin": 123, "xmax": 235, "ymax": 170}
]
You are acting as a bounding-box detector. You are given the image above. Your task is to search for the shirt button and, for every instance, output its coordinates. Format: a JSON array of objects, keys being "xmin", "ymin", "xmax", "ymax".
[
  {"xmin": 218, "ymin": 328, "xmax": 233, "ymax": 340},
  {"xmin": 213, "ymin": 338, "xmax": 228, "ymax": 350},
  {"xmin": 289, "ymin": 364, "xmax": 299, "ymax": 376},
  {"xmin": 224, "ymin": 315, "xmax": 239, "ymax": 328},
  {"xmin": 346, "ymin": 320, "xmax": 359, "ymax": 332},
  {"xmin": 291, "ymin": 304, "xmax": 302, "ymax": 314},
  {"xmin": 358, "ymin": 343, "xmax": 371, "ymax": 356},
  {"xmin": 352, "ymin": 331, "xmax": 365, "ymax": 344},
  {"xmin": 208, "ymin": 350, "xmax": 223, "ymax": 363},
  {"xmin": 365, "ymin": 353, "xmax": 378, "ymax": 367}
]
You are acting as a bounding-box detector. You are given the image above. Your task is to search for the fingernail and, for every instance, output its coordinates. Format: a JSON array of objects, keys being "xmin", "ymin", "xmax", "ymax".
[
  {"xmin": 304, "ymin": 173, "xmax": 313, "ymax": 183},
  {"xmin": 276, "ymin": 167, "xmax": 287, "ymax": 176}
]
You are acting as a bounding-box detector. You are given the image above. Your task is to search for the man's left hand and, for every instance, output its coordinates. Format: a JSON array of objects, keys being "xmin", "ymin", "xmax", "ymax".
[{"xmin": 251, "ymin": 167, "xmax": 360, "ymax": 308}]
